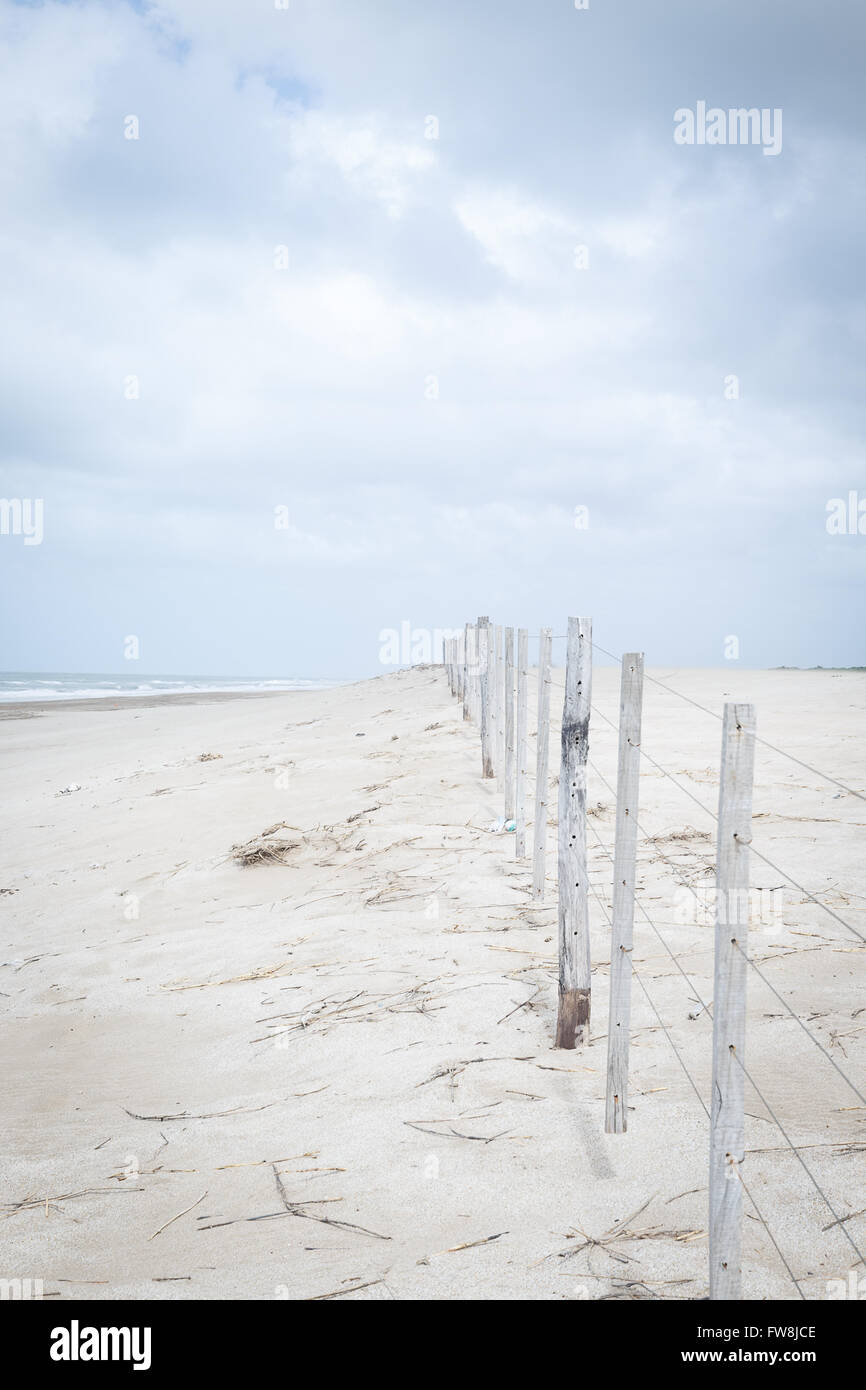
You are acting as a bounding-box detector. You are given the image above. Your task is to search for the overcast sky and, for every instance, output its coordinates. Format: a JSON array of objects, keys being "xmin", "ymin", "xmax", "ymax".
[{"xmin": 1, "ymin": 0, "xmax": 864, "ymax": 677}]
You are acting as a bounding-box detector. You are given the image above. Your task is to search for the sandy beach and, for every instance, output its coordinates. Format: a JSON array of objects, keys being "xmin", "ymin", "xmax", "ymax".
[{"xmin": 1, "ymin": 665, "xmax": 864, "ymax": 1301}]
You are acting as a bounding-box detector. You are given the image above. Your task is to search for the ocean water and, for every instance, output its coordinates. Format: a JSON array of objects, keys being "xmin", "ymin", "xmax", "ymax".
[{"xmin": 0, "ymin": 672, "xmax": 342, "ymax": 704}]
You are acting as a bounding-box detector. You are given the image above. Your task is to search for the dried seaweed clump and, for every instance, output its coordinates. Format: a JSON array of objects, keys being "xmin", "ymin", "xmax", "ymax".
[{"xmin": 232, "ymin": 824, "xmax": 300, "ymax": 867}]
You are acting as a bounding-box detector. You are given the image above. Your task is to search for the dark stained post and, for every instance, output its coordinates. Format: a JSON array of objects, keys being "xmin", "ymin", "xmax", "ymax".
[{"xmin": 555, "ymin": 616, "xmax": 593, "ymax": 1049}]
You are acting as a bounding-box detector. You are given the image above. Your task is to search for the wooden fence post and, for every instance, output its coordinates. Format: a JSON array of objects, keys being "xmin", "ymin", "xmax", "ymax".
[
  {"xmin": 709, "ymin": 702, "xmax": 756, "ymax": 1300},
  {"xmin": 463, "ymin": 624, "xmax": 473, "ymax": 722},
  {"xmin": 504, "ymin": 627, "xmax": 515, "ymax": 823},
  {"xmin": 456, "ymin": 631, "xmax": 464, "ymax": 704},
  {"xmin": 555, "ymin": 616, "xmax": 593, "ymax": 1050},
  {"xmin": 496, "ymin": 625, "xmax": 506, "ymax": 779},
  {"xmin": 479, "ymin": 618, "xmax": 494, "ymax": 778},
  {"xmin": 604, "ymin": 653, "xmax": 645, "ymax": 1131},
  {"xmin": 476, "ymin": 616, "xmax": 488, "ymax": 727},
  {"xmin": 515, "ymin": 628, "xmax": 529, "ymax": 858},
  {"xmin": 531, "ymin": 629, "xmax": 552, "ymax": 900},
  {"xmin": 493, "ymin": 628, "xmax": 499, "ymax": 759},
  {"xmin": 491, "ymin": 626, "xmax": 500, "ymax": 776}
]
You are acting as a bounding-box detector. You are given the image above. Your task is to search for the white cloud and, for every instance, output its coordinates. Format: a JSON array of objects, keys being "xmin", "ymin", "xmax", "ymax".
[
  {"xmin": 455, "ymin": 188, "xmax": 577, "ymax": 284},
  {"xmin": 290, "ymin": 112, "xmax": 436, "ymax": 218}
]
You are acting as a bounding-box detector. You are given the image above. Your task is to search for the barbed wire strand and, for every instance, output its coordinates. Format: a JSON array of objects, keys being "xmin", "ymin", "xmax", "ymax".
[
  {"xmin": 730, "ymin": 1164, "xmax": 808, "ymax": 1301},
  {"xmin": 588, "ymin": 637, "xmax": 865, "ymax": 804},
  {"xmin": 585, "ymin": 692, "xmax": 866, "ymax": 948},
  {"xmin": 730, "ymin": 941, "xmax": 866, "ymax": 1107},
  {"xmin": 511, "ymin": 658, "xmax": 866, "ymax": 948},
  {"xmin": 587, "ymin": 752, "xmax": 711, "ymax": 909},
  {"xmin": 583, "ymin": 867, "xmax": 712, "ymax": 1119},
  {"xmin": 585, "ymin": 699, "xmax": 722, "ymax": 823},
  {"xmin": 729, "ymin": 1048, "xmax": 866, "ymax": 1270},
  {"xmin": 743, "ymin": 843, "xmax": 866, "ymax": 947},
  {"xmin": 586, "ymin": 810, "xmax": 713, "ymax": 1017},
  {"xmin": 589, "ymin": 750, "xmax": 866, "ymax": 1108}
]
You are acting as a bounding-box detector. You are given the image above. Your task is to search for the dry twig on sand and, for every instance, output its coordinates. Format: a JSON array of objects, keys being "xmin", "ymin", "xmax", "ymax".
[
  {"xmin": 305, "ymin": 1277, "xmax": 388, "ymax": 1301},
  {"xmin": 2, "ymin": 1187, "xmax": 145, "ymax": 1218},
  {"xmin": 548, "ymin": 1196, "xmax": 706, "ymax": 1268},
  {"xmin": 124, "ymin": 1097, "xmax": 286, "ymax": 1122},
  {"xmin": 436, "ymin": 1232, "xmax": 508, "ymax": 1254},
  {"xmin": 150, "ymin": 1190, "xmax": 208, "ymax": 1240},
  {"xmin": 245, "ymin": 1165, "xmax": 393, "ymax": 1242}
]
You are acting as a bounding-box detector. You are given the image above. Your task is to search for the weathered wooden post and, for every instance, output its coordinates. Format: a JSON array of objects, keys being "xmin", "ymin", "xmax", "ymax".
[
  {"xmin": 515, "ymin": 628, "xmax": 529, "ymax": 858},
  {"xmin": 709, "ymin": 702, "xmax": 756, "ymax": 1300},
  {"xmin": 479, "ymin": 618, "xmax": 494, "ymax": 778},
  {"xmin": 496, "ymin": 625, "xmax": 506, "ymax": 779},
  {"xmin": 531, "ymin": 628, "xmax": 552, "ymax": 900},
  {"xmin": 463, "ymin": 623, "xmax": 473, "ymax": 722},
  {"xmin": 555, "ymin": 616, "xmax": 593, "ymax": 1050},
  {"xmin": 456, "ymin": 631, "xmax": 465, "ymax": 704},
  {"xmin": 472, "ymin": 622, "xmax": 482, "ymax": 724},
  {"xmin": 604, "ymin": 653, "xmax": 645, "ymax": 1131},
  {"xmin": 504, "ymin": 627, "xmax": 516, "ymax": 823},
  {"xmin": 491, "ymin": 626, "xmax": 499, "ymax": 775},
  {"xmin": 475, "ymin": 616, "xmax": 488, "ymax": 726}
]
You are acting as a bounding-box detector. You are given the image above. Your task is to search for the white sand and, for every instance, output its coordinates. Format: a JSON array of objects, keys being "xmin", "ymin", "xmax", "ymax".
[{"xmin": 1, "ymin": 666, "xmax": 864, "ymax": 1300}]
